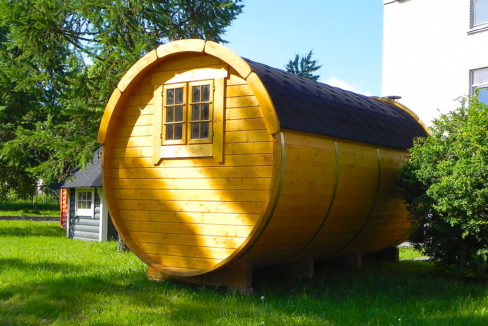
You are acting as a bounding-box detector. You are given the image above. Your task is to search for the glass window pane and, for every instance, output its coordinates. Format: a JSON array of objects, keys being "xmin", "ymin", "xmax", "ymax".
[
  {"xmin": 473, "ymin": 67, "xmax": 488, "ymax": 86},
  {"xmin": 175, "ymin": 87, "xmax": 184, "ymax": 104},
  {"xmin": 202, "ymin": 104, "xmax": 209, "ymax": 120},
  {"xmin": 479, "ymin": 87, "xmax": 488, "ymax": 104},
  {"xmin": 202, "ymin": 85, "xmax": 210, "ymax": 102},
  {"xmin": 192, "ymin": 85, "xmax": 200, "ymax": 102},
  {"xmin": 175, "ymin": 124, "xmax": 183, "ymax": 140},
  {"xmin": 165, "ymin": 124, "xmax": 174, "ymax": 140},
  {"xmin": 192, "ymin": 105, "xmax": 200, "ymax": 121},
  {"xmin": 166, "ymin": 107, "xmax": 174, "ymax": 122},
  {"xmin": 191, "ymin": 122, "xmax": 199, "ymax": 139},
  {"xmin": 474, "ymin": 0, "xmax": 488, "ymax": 25},
  {"xmin": 166, "ymin": 89, "xmax": 174, "ymax": 105},
  {"xmin": 175, "ymin": 106, "xmax": 184, "ymax": 122},
  {"xmin": 201, "ymin": 122, "xmax": 209, "ymax": 139}
]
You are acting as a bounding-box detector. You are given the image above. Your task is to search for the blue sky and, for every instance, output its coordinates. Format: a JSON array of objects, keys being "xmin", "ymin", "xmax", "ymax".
[{"xmin": 223, "ymin": 1, "xmax": 384, "ymax": 96}]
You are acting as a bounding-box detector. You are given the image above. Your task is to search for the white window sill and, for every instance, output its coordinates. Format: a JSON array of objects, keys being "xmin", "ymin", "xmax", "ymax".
[
  {"xmin": 76, "ymin": 208, "xmax": 93, "ymax": 217},
  {"xmin": 468, "ymin": 23, "xmax": 488, "ymax": 35}
]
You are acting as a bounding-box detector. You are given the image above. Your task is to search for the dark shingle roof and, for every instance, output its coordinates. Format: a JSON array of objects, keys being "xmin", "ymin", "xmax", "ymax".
[
  {"xmin": 60, "ymin": 148, "xmax": 102, "ymax": 188},
  {"xmin": 246, "ymin": 59, "xmax": 428, "ymax": 149}
]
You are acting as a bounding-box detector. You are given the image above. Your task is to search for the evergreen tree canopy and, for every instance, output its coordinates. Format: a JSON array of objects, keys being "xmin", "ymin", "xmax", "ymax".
[
  {"xmin": 285, "ymin": 50, "xmax": 321, "ymax": 81},
  {"xmin": 0, "ymin": 0, "xmax": 243, "ymax": 197}
]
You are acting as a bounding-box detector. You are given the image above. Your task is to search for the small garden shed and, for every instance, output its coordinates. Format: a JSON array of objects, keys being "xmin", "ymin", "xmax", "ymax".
[
  {"xmin": 97, "ymin": 39, "xmax": 429, "ymax": 290},
  {"xmin": 60, "ymin": 148, "xmax": 117, "ymax": 242}
]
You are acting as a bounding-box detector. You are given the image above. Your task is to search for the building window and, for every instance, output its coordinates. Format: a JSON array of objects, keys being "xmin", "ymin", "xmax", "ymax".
[
  {"xmin": 471, "ymin": 67, "xmax": 488, "ymax": 104},
  {"xmin": 75, "ymin": 188, "xmax": 94, "ymax": 217},
  {"xmin": 162, "ymin": 80, "xmax": 213, "ymax": 145},
  {"xmin": 163, "ymin": 83, "xmax": 186, "ymax": 145},
  {"xmin": 189, "ymin": 82, "xmax": 212, "ymax": 142},
  {"xmin": 472, "ymin": 0, "xmax": 488, "ymax": 27}
]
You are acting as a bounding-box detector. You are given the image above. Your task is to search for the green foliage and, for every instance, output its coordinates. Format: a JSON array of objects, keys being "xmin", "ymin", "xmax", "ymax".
[
  {"xmin": 400, "ymin": 96, "xmax": 488, "ymax": 278},
  {"xmin": 0, "ymin": 194, "xmax": 58, "ymax": 216},
  {"xmin": 285, "ymin": 50, "xmax": 322, "ymax": 81},
  {"xmin": 0, "ymin": 0, "xmax": 243, "ymax": 197}
]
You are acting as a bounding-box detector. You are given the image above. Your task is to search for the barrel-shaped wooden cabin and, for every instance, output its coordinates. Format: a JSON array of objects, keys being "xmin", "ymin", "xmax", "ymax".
[{"xmin": 98, "ymin": 39, "xmax": 429, "ymax": 290}]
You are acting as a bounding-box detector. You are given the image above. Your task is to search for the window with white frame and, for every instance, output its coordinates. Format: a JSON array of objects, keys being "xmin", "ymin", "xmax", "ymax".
[
  {"xmin": 472, "ymin": 0, "xmax": 488, "ymax": 27},
  {"xmin": 471, "ymin": 67, "xmax": 488, "ymax": 104},
  {"xmin": 75, "ymin": 188, "xmax": 94, "ymax": 217}
]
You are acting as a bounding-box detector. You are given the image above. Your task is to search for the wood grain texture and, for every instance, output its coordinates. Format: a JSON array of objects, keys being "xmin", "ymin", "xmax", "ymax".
[{"xmin": 101, "ymin": 42, "xmax": 413, "ymax": 281}]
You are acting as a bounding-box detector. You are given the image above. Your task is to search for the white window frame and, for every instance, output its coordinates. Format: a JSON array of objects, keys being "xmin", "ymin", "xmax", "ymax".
[
  {"xmin": 470, "ymin": 0, "xmax": 488, "ymax": 33},
  {"xmin": 75, "ymin": 188, "xmax": 95, "ymax": 217},
  {"xmin": 470, "ymin": 67, "xmax": 488, "ymax": 104}
]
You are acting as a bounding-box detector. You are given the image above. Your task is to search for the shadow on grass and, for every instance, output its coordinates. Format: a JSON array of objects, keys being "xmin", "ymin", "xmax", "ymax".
[{"xmin": 1, "ymin": 258, "xmax": 488, "ymax": 325}]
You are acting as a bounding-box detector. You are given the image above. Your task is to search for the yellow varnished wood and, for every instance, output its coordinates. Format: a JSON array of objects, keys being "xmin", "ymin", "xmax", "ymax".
[
  {"xmin": 99, "ymin": 40, "xmax": 419, "ymax": 281},
  {"xmin": 136, "ymin": 241, "xmax": 235, "ymax": 260},
  {"xmin": 108, "ymin": 153, "xmax": 273, "ymax": 168},
  {"xmin": 213, "ymin": 78, "xmax": 225, "ymax": 163},
  {"xmin": 246, "ymin": 72, "xmax": 280, "ymax": 135},
  {"xmin": 110, "ymin": 165, "xmax": 273, "ymax": 179},
  {"xmin": 111, "ymin": 177, "xmax": 272, "ymax": 190},
  {"xmin": 204, "ymin": 41, "xmax": 251, "ymax": 78},
  {"xmin": 156, "ymin": 39, "xmax": 205, "ymax": 59},
  {"xmin": 118, "ymin": 50, "xmax": 158, "ymax": 93},
  {"xmin": 119, "ymin": 210, "xmax": 260, "ymax": 226},
  {"xmin": 112, "ymin": 188, "xmax": 269, "ymax": 202},
  {"xmin": 98, "ymin": 88, "xmax": 122, "ymax": 143}
]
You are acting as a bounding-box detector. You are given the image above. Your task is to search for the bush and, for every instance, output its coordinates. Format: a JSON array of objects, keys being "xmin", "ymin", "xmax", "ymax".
[{"xmin": 400, "ymin": 96, "xmax": 488, "ymax": 278}]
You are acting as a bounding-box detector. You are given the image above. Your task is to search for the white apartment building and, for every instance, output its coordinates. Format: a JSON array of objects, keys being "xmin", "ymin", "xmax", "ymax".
[{"xmin": 383, "ymin": 0, "xmax": 488, "ymax": 124}]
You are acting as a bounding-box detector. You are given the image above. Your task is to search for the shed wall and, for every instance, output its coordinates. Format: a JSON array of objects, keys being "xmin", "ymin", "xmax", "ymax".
[{"xmin": 68, "ymin": 188, "xmax": 101, "ymax": 241}]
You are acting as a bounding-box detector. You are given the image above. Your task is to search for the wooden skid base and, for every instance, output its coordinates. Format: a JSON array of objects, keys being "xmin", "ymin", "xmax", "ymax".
[
  {"xmin": 147, "ymin": 264, "xmax": 254, "ymax": 294},
  {"xmin": 364, "ymin": 247, "xmax": 399, "ymax": 263},
  {"xmin": 334, "ymin": 251, "xmax": 362, "ymax": 269}
]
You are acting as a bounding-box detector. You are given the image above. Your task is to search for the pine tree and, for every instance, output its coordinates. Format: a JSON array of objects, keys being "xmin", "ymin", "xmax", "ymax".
[
  {"xmin": 0, "ymin": 0, "xmax": 243, "ymax": 197},
  {"xmin": 285, "ymin": 50, "xmax": 322, "ymax": 81}
]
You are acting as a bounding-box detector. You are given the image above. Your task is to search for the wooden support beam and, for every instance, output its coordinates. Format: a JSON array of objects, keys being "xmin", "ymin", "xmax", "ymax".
[
  {"xmin": 336, "ymin": 251, "xmax": 362, "ymax": 269},
  {"xmin": 282, "ymin": 256, "xmax": 314, "ymax": 280},
  {"xmin": 365, "ymin": 247, "xmax": 399, "ymax": 263},
  {"xmin": 168, "ymin": 263, "xmax": 254, "ymax": 294}
]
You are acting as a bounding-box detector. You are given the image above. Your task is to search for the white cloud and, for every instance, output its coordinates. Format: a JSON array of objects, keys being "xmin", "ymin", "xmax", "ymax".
[{"xmin": 322, "ymin": 77, "xmax": 372, "ymax": 97}]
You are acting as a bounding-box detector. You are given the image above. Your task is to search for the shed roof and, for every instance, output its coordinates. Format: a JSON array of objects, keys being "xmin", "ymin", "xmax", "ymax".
[
  {"xmin": 246, "ymin": 59, "xmax": 428, "ymax": 150},
  {"xmin": 60, "ymin": 148, "xmax": 102, "ymax": 189}
]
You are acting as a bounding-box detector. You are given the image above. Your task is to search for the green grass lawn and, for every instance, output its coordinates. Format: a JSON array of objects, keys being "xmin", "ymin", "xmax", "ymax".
[
  {"xmin": 1, "ymin": 220, "xmax": 487, "ymax": 326},
  {"xmin": 0, "ymin": 200, "xmax": 58, "ymax": 217}
]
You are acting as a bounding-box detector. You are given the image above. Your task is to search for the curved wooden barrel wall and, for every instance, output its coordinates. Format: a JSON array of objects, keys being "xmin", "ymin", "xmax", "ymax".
[{"xmin": 98, "ymin": 39, "xmax": 428, "ymax": 289}]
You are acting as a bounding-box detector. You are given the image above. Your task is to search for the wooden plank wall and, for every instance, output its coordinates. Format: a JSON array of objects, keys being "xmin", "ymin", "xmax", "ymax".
[
  {"xmin": 244, "ymin": 131, "xmax": 410, "ymax": 266},
  {"xmin": 104, "ymin": 54, "xmax": 274, "ymax": 273}
]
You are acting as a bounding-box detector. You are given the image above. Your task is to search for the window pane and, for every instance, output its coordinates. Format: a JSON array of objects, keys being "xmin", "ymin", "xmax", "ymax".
[
  {"xmin": 201, "ymin": 122, "xmax": 209, "ymax": 139},
  {"xmin": 191, "ymin": 122, "xmax": 199, "ymax": 139},
  {"xmin": 202, "ymin": 104, "xmax": 209, "ymax": 120},
  {"xmin": 175, "ymin": 123, "xmax": 183, "ymax": 140},
  {"xmin": 166, "ymin": 107, "xmax": 174, "ymax": 122},
  {"xmin": 165, "ymin": 124, "xmax": 174, "ymax": 140},
  {"xmin": 192, "ymin": 85, "xmax": 200, "ymax": 102},
  {"xmin": 473, "ymin": 67, "xmax": 488, "ymax": 86},
  {"xmin": 192, "ymin": 104, "xmax": 200, "ymax": 121},
  {"xmin": 202, "ymin": 85, "xmax": 210, "ymax": 101},
  {"xmin": 166, "ymin": 89, "xmax": 174, "ymax": 105},
  {"xmin": 479, "ymin": 87, "xmax": 488, "ymax": 104},
  {"xmin": 474, "ymin": 0, "xmax": 488, "ymax": 25},
  {"xmin": 175, "ymin": 106, "xmax": 184, "ymax": 122},
  {"xmin": 175, "ymin": 87, "xmax": 184, "ymax": 104}
]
